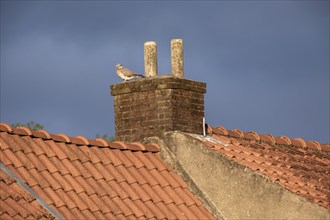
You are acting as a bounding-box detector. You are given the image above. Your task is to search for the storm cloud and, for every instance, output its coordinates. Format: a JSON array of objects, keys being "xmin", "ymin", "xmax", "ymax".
[{"xmin": 1, "ymin": 1, "xmax": 329, "ymax": 142}]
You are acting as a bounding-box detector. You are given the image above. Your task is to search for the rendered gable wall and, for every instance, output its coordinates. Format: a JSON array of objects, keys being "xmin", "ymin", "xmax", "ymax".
[{"xmin": 158, "ymin": 132, "xmax": 330, "ymax": 220}]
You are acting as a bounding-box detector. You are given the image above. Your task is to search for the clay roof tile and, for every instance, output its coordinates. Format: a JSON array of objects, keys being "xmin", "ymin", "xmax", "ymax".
[
  {"xmin": 246, "ymin": 131, "xmax": 260, "ymax": 141},
  {"xmin": 320, "ymin": 144, "xmax": 330, "ymax": 151},
  {"xmin": 295, "ymin": 138, "xmax": 307, "ymax": 147},
  {"xmin": 113, "ymin": 141, "xmax": 129, "ymax": 150},
  {"xmin": 16, "ymin": 126, "xmax": 33, "ymax": 136},
  {"xmin": 305, "ymin": 141, "xmax": 319, "ymax": 150},
  {"xmin": 144, "ymin": 144, "xmax": 160, "ymax": 152},
  {"xmin": 35, "ymin": 130, "xmax": 52, "ymax": 139},
  {"xmin": 232, "ymin": 129, "xmax": 244, "ymax": 138},
  {"xmin": 213, "ymin": 126, "xmax": 228, "ymax": 135},
  {"xmin": 94, "ymin": 138, "xmax": 110, "ymax": 147},
  {"xmin": 131, "ymin": 142, "xmax": 147, "ymax": 151},
  {"xmin": 279, "ymin": 136, "xmax": 292, "ymax": 145},
  {"xmin": 0, "ymin": 123, "xmax": 13, "ymax": 132}
]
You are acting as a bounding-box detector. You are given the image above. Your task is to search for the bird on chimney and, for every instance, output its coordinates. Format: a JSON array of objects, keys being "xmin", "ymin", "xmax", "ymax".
[{"xmin": 115, "ymin": 64, "xmax": 144, "ymax": 82}]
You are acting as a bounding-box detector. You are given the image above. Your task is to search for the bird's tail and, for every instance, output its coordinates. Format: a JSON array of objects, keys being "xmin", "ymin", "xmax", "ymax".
[{"xmin": 133, "ymin": 73, "xmax": 145, "ymax": 78}]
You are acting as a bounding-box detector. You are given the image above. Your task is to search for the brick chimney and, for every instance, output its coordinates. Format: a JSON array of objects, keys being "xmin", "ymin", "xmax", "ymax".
[{"xmin": 111, "ymin": 39, "xmax": 206, "ymax": 142}]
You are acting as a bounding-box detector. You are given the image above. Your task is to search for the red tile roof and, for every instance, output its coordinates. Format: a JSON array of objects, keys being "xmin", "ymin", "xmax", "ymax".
[
  {"xmin": 200, "ymin": 125, "xmax": 330, "ymax": 209},
  {"xmin": 0, "ymin": 169, "xmax": 55, "ymax": 219},
  {"xmin": 0, "ymin": 123, "xmax": 214, "ymax": 219}
]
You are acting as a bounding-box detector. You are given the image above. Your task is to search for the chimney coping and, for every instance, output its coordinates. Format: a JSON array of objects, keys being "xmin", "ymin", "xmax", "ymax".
[{"xmin": 111, "ymin": 76, "xmax": 206, "ymax": 96}]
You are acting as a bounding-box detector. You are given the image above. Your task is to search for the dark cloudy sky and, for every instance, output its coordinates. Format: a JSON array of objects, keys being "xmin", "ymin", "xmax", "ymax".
[{"xmin": 1, "ymin": 1, "xmax": 329, "ymax": 143}]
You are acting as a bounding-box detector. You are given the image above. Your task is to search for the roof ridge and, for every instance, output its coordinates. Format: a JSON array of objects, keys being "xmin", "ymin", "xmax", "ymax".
[
  {"xmin": 208, "ymin": 125, "xmax": 330, "ymax": 152},
  {"xmin": 0, "ymin": 122, "xmax": 159, "ymax": 152}
]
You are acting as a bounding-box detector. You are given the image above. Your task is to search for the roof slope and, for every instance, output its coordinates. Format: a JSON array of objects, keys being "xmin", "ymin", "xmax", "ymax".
[
  {"xmin": 0, "ymin": 123, "xmax": 214, "ymax": 219},
  {"xmin": 201, "ymin": 126, "xmax": 330, "ymax": 209},
  {"xmin": 0, "ymin": 169, "xmax": 54, "ymax": 219}
]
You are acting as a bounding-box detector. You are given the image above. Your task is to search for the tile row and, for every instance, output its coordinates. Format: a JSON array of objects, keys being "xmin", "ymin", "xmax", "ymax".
[
  {"xmin": 0, "ymin": 132, "xmax": 167, "ymax": 172},
  {"xmin": 0, "ymin": 123, "xmax": 159, "ymax": 152},
  {"xmin": 209, "ymin": 126, "xmax": 330, "ymax": 151}
]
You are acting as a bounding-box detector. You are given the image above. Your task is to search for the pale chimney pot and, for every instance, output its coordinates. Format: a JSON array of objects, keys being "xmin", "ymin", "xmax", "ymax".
[
  {"xmin": 171, "ymin": 39, "xmax": 184, "ymax": 78},
  {"xmin": 144, "ymin": 41, "xmax": 158, "ymax": 77}
]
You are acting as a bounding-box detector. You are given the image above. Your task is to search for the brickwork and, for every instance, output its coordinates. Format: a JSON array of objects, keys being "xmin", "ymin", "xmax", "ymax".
[{"xmin": 111, "ymin": 76, "xmax": 206, "ymax": 142}]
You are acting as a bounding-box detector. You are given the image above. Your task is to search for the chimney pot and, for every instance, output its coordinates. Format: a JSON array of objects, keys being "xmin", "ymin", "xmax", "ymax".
[
  {"xmin": 144, "ymin": 41, "xmax": 158, "ymax": 77},
  {"xmin": 171, "ymin": 39, "xmax": 184, "ymax": 78}
]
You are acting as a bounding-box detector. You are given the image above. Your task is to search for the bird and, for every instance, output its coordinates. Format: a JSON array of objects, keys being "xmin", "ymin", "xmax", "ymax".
[{"xmin": 115, "ymin": 64, "xmax": 144, "ymax": 82}]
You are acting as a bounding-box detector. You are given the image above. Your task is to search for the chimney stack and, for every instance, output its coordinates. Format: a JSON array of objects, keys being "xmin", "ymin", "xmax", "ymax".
[{"xmin": 111, "ymin": 39, "xmax": 206, "ymax": 142}]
